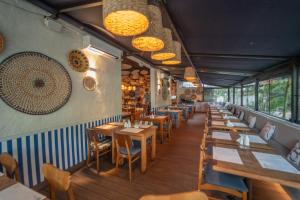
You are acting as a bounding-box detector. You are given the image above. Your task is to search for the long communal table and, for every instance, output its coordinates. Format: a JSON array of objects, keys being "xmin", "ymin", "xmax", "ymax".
[{"xmin": 207, "ymin": 106, "xmax": 300, "ymax": 199}]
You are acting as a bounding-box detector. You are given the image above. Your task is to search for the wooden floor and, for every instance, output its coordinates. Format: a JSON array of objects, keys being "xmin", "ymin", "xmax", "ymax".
[{"xmin": 38, "ymin": 113, "xmax": 292, "ymax": 200}]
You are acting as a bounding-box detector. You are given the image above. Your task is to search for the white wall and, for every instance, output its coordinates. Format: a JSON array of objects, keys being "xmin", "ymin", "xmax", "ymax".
[
  {"xmin": 0, "ymin": 1, "xmax": 122, "ymax": 139},
  {"xmin": 150, "ymin": 68, "xmax": 171, "ymax": 108}
]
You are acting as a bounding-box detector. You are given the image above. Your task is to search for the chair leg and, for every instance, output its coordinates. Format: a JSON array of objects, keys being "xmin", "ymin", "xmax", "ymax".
[
  {"xmin": 96, "ymin": 150, "xmax": 100, "ymax": 173},
  {"xmin": 242, "ymin": 192, "xmax": 248, "ymax": 200},
  {"xmin": 128, "ymin": 158, "xmax": 132, "ymax": 183},
  {"xmin": 49, "ymin": 184, "xmax": 56, "ymax": 200},
  {"xmin": 115, "ymin": 154, "xmax": 119, "ymax": 170},
  {"xmin": 86, "ymin": 149, "xmax": 91, "ymax": 167},
  {"xmin": 67, "ymin": 185, "xmax": 75, "ymax": 200}
]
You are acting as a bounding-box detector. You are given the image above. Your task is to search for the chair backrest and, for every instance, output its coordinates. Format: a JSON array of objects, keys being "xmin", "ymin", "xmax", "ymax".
[
  {"xmin": 198, "ymin": 138, "xmax": 205, "ymax": 188},
  {"xmin": 115, "ymin": 133, "xmax": 132, "ymax": 155},
  {"xmin": 0, "ymin": 153, "xmax": 19, "ymax": 181},
  {"xmin": 42, "ymin": 164, "xmax": 75, "ymax": 200},
  {"xmin": 86, "ymin": 128, "xmax": 98, "ymax": 145},
  {"xmin": 134, "ymin": 110, "xmax": 143, "ymax": 121}
]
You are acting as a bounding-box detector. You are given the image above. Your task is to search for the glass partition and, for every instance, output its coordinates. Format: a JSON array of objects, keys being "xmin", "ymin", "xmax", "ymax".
[
  {"xmin": 229, "ymin": 87, "xmax": 234, "ymax": 103},
  {"xmin": 258, "ymin": 75, "xmax": 292, "ymax": 120},
  {"xmin": 243, "ymin": 83, "xmax": 255, "ymax": 109},
  {"xmin": 234, "ymin": 86, "xmax": 241, "ymax": 105},
  {"xmin": 204, "ymin": 87, "xmax": 228, "ymax": 103}
]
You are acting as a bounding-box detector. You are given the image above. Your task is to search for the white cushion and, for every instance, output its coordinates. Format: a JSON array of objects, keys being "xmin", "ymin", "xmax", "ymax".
[
  {"xmin": 287, "ymin": 141, "xmax": 300, "ymax": 169},
  {"xmin": 259, "ymin": 122, "xmax": 276, "ymax": 141},
  {"xmin": 248, "ymin": 116, "xmax": 256, "ymax": 128}
]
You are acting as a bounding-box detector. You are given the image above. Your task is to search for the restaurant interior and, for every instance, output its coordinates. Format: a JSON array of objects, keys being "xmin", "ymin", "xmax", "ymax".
[{"xmin": 0, "ymin": 0, "xmax": 299, "ymax": 200}]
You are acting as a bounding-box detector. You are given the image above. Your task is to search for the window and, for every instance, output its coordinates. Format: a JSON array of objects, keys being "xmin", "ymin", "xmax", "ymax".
[
  {"xmin": 204, "ymin": 88, "xmax": 228, "ymax": 103},
  {"xmin": 234, "ymin": 86, "xmax": 241, "ymax": 105},
  {"xmin": 229, "ymin": 87, "xmax": 234, "ymax": 103},
  {"xmin": 258, "ymin": 75, "xmax": 292, "ymax": 120},
  {"xmin": 258, "ymin": 80, "xmax": 269, "ymax": 113},
  {"xmin": 243, "ymin": 83, "xmax": 255, "ymax": 109}
]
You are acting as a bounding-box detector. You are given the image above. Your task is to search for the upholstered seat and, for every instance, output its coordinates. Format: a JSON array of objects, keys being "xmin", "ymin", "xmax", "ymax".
[
  {"xmin": 119, "ymin": 146, "xmax": 141, "ymax": 156},
  {"xmin": 204, "ymin": 163, "xmax": 248, "ymax": 192}
]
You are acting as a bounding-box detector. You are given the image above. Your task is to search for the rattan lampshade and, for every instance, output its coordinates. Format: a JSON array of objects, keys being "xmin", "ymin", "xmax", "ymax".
[
  {"xmin": 184, "ymin": 67, "xmax": 196, "ymax": 81},
  {"xmin": 103, "ymin": 0, "xmax": 149, "ymax": 36},
  {"xmin": 132, "ymin": 5, "xmax": 164, "ymax": 52},
  {"xmin": 162, "ymin": 41, "xmax": 181, "ymax": 65},
  {"xmin": 151, "ymin": 28, "xmax": 175, "ymax": 60}
]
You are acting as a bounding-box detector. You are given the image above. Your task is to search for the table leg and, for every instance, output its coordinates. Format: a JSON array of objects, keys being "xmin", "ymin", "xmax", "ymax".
[
  {"xmin": 111, "ymin": 134, "xmax": 115, "ymax": 164},
  {"xmin": 160, "ymin": 121, "xmax": 163, "ymax": 144},
  {"xmin": 141, "ymin": 136, "xmax": 147, "ymax": 173},
  {"xmin": 151, "ymin": 132, "xmax": 156, "ymax": 160},
  {"xmin": 246, "ymin": 178, "xmax": 253, "ymax": 200}
]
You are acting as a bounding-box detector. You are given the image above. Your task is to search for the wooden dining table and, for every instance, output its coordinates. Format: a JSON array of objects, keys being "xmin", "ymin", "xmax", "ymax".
[
  {"xmin": 157, "ymin": 109, "xmax": 182, "ymax": 128},
  {"xmin": 115, "ymin": 126, "xmax": 157, "ymax": 173},
  {"xmin": 211, "ymin": 114, "xmax": 240, "ymax": 122},
  {"xmin": 211, "ymin": 120, "xmax": 251, "ymax": 132},
  {"xmin": 0, "ymin": 174, "xmax": 48, "ymax": 199},
  {"xmin": 211, "ymin": 143, "xmax": 300, "ymax": 191},
  {"xmin": 208, "ymin": 130, "xmax": 273, "ymax": 151},
  {"xmin": 143, "ymin": 115, "xmax": 168, "ymax": 143}
]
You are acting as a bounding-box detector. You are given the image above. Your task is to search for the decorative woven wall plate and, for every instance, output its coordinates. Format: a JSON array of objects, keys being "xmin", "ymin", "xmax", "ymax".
[
  {"xmin": 68, "ymin": 50, "xmax": 89, "ymax": 72},
  {"xmin": 185, "ymin": 89, "xmax": 191, "ymax": 95},
  {"xmin": 83, "ymin": 76, "xmax": 96, "ymax": 91},
  {"xmin": 0, "ymin": 33, "xmax": 4, "ymax": 53},
  {"xmin": 121, "ymin": 63, "xmax": 132, "ymax": 70},
  {"xmin": 0, "ymin": 52, "xmax": 72, "ymax": 115},
  {"xmin": 196, "ymin": 87, "xmax": 202, "ymax": 95},
  {"xmin": 122, "ymin": 70, "xmax": 130, "ymax": 75}
]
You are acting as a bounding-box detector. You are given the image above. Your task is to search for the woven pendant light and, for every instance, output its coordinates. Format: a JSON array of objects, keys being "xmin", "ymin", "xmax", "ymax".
[
  {"xmin": 184, "ymin": 67, "xmax": 197, "ymax": 81},
  {"xmin": 132, "ymin": 5, "xmax": 164, "ymax": 52},
  {"xmin": 151, "ymin": 28, "xmax": 175, "ymax": 60},
  {"xmin": 162, "ymin": 41, "xmax": 181, "ymax": 65},
  {"xmin": 103, "ymin": 0, "xmax": 149, "ymax": 36}
]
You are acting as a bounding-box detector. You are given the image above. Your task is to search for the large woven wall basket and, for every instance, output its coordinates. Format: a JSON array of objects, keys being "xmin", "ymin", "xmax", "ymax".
[{"xmin": 0, "ymin": 52, "xmax": 72, "ymax": 115}]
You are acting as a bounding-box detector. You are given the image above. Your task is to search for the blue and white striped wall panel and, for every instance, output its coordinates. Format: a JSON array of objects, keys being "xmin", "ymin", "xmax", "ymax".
[{"xmin": 0, "ymin": 115, "xmax": 121, "ymax": 188}]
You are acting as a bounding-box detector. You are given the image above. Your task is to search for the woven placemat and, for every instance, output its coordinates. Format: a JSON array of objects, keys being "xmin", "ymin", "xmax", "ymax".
[{"xmin": 0, "ymin": 52, "xmax": 72, "ymax": 115}]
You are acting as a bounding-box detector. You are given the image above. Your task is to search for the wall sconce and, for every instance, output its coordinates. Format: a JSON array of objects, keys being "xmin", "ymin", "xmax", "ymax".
[{"xmin": 83, "ymin": 68, "xmax": 97, "ymax": 91}]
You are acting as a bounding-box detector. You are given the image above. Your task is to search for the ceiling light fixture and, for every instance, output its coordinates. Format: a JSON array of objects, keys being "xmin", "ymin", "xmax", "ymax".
[
  {"xmin": 132, "ymin": 5, "xmax": 164, "ymax": 52},
  {"xmin": 162, "ymin": 41, "xmax": 181, "ymax": 65},
  {"xmin": 103, "ymin": 0, "xmax": 149, "ymax": 36},
  {"xmin": 151, "ymin": 28, "xmax": 175, "ymax": 61},
  {"xmin": 184, "ymin": 66, "xmax": 197, "ymax": 82}
]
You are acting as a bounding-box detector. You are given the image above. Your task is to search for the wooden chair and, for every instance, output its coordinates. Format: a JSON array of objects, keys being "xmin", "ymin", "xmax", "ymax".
[
  {"xmin": 163, "ymin": 115, "xmax": 173, "ymax": 141},
  {"xmin": 86, "ymin": 128, "xmax": 112, "ymax": 173},
  {"xmin": 0, "ymin": 153, "xmax": 19, "ymax": 181},
  {"xmin": 42, "ymin": 164, "xmax": 75, "ymax": 200},
  {"xmin": 198, "ymin": 137, "xmax": 248, "ymax": 200},
  {"xmin": 115, "ymin": 133, "xmax": 141, "ymax": 182},
  {"xmin": 139, "ymin": 191, "xmax": 209, "ymax": 200}
]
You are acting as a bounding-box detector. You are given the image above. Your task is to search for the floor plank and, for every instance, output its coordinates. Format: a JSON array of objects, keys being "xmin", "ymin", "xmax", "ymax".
[{"xmin": 38, "ymin": 113, "xmax": 293, "ymax": 200}]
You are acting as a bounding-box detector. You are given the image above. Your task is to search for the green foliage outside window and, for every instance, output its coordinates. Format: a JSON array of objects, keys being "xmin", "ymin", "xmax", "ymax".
[{"xmin": 258, "ymin": 76, "xmax": 291, "ymax": 120}]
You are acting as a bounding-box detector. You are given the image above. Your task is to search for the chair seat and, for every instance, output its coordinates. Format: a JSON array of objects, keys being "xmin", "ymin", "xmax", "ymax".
[
  {"xmin": 132, "ymin": 140, "xmax": 141, "ymax": 147},
  {"xmin": 91, "ymin": 140, "xmax": 111, "ymax": 151},
  {"xmin": 204, "ymin": 163, "xmax": 248, "ymax": 192},
  {"xmin": 119, "ymin": 146, "xmax": 141, "ymax": 156}
]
